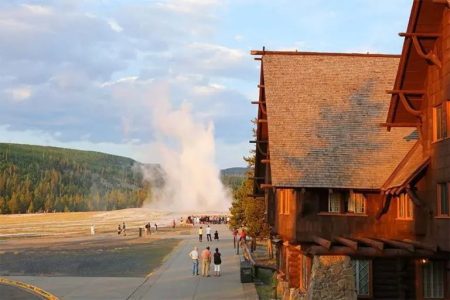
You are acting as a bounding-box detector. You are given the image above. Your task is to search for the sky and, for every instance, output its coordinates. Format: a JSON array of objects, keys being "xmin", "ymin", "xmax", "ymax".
[{"xmin": 0, "ymin": 0, "xmax": 412, "ymax": 168}]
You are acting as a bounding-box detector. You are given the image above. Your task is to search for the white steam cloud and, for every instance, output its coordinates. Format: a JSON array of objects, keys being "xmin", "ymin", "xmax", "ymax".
[{"xmin": 142, "ymin": 82, "xmax": 231, "ymax": 212}]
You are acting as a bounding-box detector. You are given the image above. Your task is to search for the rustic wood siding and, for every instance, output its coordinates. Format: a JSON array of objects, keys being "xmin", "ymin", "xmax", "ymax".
[
  {"xmin": 275, "ymin": 188, "xmax": 297, "ymax": 242},
  {"xmin": 296, "ymin": 189, "xmax": 416, "ymax": 242}
]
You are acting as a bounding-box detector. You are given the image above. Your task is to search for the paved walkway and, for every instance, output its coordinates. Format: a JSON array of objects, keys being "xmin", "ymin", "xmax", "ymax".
[
  {"xmin": 0, "ymin": 284, "xmax": 42, "ymax": 300},
  {"xmin": 4, "ymin": 225, "xmax": 258, "ymax": 300},
  {"xmin": 129, "ymin": 224, "xmax": 258, "ymax": 300}
]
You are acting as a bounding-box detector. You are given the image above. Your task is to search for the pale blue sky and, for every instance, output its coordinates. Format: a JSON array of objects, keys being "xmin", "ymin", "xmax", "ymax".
[{"xmin": 0, "ymin": 0, "xmax": 412, "ymax": 168}]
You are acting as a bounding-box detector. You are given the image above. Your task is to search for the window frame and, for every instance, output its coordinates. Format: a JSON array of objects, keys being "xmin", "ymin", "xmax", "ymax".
[
  {"xmin": 278, "ymin": 189, "xmax": 291, "ymax": 215},
  {"xmin": 328, "ymin": 191, "xmax": 341, "ymax": 213},
  {"xmin": 348, "ymin": 191, "xmax": 366, "ymax": 214},
  {"xmin": 423, "ymin": 260, "xmax": 445, "ymax": 299},
  {"xmin": 433, "ymin": 103, "xmax": 448, "ymax": 142},
  {"xmin": 437, "ymin": 183, "xmax": 449, "ymax": 217},
  {"xmin": 352, "ymin": 259, "xmax": 372, "ymax": 298},
  {"xmin": 397, "ymin": 193, "xmax": 414, "ymax": 220}
]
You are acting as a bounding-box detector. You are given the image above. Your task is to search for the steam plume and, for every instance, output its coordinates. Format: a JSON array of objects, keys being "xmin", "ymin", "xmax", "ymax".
[{"xmin": 142, "ymin": 82, "xmax": 231, "ymax": 212}]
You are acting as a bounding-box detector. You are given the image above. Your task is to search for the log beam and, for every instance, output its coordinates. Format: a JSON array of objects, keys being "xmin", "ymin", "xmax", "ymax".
[
  {"xmin": 256, "ymin": 143, "xmax": 267, "ymax": 157},
  {"xmin": 406, "ymin": 187, "xmax": 424, "ymax": 207},
  {"xmin": 261, "ymin": 159, "xmax": 270, "ymax": 164},
  {"xmin": 377, "ymin": 238, "xmax": 415, "ymax": 252},
  {"xmin": 398, "ymin": 93, "xmax": 422, "ymax": 117},
  {"xmin": 386, "ymin": 90, "xmax": 425, "ymax": 95},
  {"xmin": 249, "ymin": 140, "xmax": 268, "ymax": 144},
  {"xmin": 399, "ymin": 32, "xmax": 440, "ymax": 38},
  {"xmin": 312, "ymin": 236, "xmax": 332, "ymax": 249},
  {"xmin": 354, "ymin": 237, "xmax": 384, "ymax": 251},
  {"xmin": 335, "ymin": 237, "xmax": 358, "ymax": 251},
  {"xmin": 260, "ymin": 184, "xmax": 273, "ymax": 189},
  {"xmin": 402, "ymin": 239, "xmax": 437, "ymax": 252},
  {"xmin": 380, "ymin": 122, "xmax": 418, "ymax": 127},
  {"xmin": 376, "ymin": 194, "xmax": 392, "ymax": 220}
]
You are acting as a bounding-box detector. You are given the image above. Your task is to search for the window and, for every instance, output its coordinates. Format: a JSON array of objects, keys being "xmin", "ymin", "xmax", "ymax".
[
  {"xmin": 433, "ymin": 104, "xmax": 446, "ymax": 141},
  {"xmin": 278, "ymin": 189, "xmax": 291, "ymax": 215},
  {"xmin": 423, "ymin": 261, "xmax": 445, "ymax": 299},
  {"xmin": 352, "ymin": 260, "xmax": 371, "ymax": 297},
  {"xmin": 328, "ymin": 191, "xmax": 341, "ymax": 213},
  {"xmin": 300, "ymin": 255, "xmax": 310, "ymax": 291},
  {"xmin": 397, "ymin": 193, "xmax": 413, "ymax": 220},
  {"xmin": 437, "ymin": 183, "xmax": 449, "ymax": 217},
  {"xmin": 348, "ymin": 191, "xmax": 366, "ymax": 214}
]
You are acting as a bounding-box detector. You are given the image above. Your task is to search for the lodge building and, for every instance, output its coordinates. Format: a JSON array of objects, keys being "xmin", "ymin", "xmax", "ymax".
[{"xmin": 251, "ymin": 1, "xmax": 450, "ymax": 299}]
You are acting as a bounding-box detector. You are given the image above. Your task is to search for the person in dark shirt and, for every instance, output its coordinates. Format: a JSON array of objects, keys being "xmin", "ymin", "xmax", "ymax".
[{"xmin": 213, "ymin": 248, "xmax": 222, "ymax": 276}]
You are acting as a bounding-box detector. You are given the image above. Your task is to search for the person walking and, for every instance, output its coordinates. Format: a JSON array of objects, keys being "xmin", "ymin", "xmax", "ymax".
[
  {"xmin": 206, "ymin": 225, "xmax": 212, "ymax": 242},
  {"xmin": 189, "ymin": 247, "xmax": 199, "ymax": 276},
  {"xmin": 233, "ymin": 228, "xmax": 238, "ymax": 248},
  {"xmin": 122, "ymin": 222, "xmax": 126, "ymax": 236},
  {"xmin": 214, "ymin": 230, "xmax": 219, "ymax": 241},
  {"xmin": 198, "ymin": 226, "xmax": 203, "ymax": 242},
  {"xmin": 201, "ymin": 246, "xmax": 211, "ymax": 277},
  {"xmin": 213, "ymin": 248, "xmax": 222, "ymax": 276},
  {"xmin": 117, "ymin": 224, "xmax": 122, "ymax": 235}
]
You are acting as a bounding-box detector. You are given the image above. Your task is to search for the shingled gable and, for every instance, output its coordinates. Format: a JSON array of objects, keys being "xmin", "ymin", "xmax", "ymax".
[
  {"xmin": 382, "ymin": 141, "xmax": 430, "ymax": 193},
  {"xmin": 386, "ymin": 0, "xmax": 445, "ymax": 127},
  {"xmin": 261, "ymin": 52, "xmax": 416, "ymax": 189}
]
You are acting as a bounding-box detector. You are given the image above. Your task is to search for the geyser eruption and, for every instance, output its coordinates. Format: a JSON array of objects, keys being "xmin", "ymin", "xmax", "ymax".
[{"xmin": 143, "ymin": 84, "xmax": 231, "ymax": 212}]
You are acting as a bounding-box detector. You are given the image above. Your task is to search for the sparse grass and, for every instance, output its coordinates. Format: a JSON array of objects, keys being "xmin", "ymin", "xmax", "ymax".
[
  {"xmin": 255, "ymin": 268, "xmax": 276, "ymax": 300},
  {"xmin": 0, "ymin": 238, "xmax": 180, "ymax": 277}
]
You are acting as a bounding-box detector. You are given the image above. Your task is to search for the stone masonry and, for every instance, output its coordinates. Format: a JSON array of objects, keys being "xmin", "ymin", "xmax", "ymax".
[{"xmin": 307, "ymin": 255, "xmax": 356, "ymax": 300}]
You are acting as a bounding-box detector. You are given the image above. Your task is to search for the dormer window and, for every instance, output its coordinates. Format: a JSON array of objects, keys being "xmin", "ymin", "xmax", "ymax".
[
  {"xmin": 348, "ymin": 191, "xmax": 366, "ymax": 214},
  {"xmin": 328, "ymin": 190, "xmax": 342, "ymax": 213},
  {"xmin": 396, "ymin": 193, "xmax": 413, "ymax": 220},
  {"xmin": 327, "ymin": 190, "xmax": 366, "ymax": 214}
]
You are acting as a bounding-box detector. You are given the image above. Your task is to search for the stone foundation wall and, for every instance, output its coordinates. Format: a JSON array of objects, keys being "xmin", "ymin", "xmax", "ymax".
[
  {"xmin": 276, "ymin": 255, "xmax": 356, "ymax": 300},
  {"xmin": 307, "ymin": 256, "xmax": 356, "ymax": 300}
]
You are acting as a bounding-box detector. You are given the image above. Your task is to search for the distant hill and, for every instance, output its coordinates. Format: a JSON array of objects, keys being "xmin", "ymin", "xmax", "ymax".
[
  {"xmin": 220, "ymin": 167, "xmax": 248, "ymax": 191},
  {"xmin": 0, "ymin": 143, "xmax": 150, "ymax": 214},
  {"xmin": 0, "ymin": 143, "xmax": 248, "ymax": 214},
  {"xmin": 220, "ymin": 167, "xmax": 248, "ymax": 177}
]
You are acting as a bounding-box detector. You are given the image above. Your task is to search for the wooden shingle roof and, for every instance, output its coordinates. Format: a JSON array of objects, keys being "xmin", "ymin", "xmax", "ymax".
[
  {"xmin": 382, "ymin": 141, "xmax": 430, "ymax": 193},
  {"xmin": 262, "ymin": 52, "xmax": 416, "ymax": 189}
]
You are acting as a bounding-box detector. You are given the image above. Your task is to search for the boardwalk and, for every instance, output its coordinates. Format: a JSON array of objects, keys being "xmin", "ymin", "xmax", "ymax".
[
  {"xmin": 129, "ymin": 224, "xmax": 258, "ymax": 300},
  {"xmin": 3, "ymin": 225, "xmax": 258, "ymax": 300}
]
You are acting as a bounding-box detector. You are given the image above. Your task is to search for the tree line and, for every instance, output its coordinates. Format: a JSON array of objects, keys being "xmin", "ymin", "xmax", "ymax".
[{"xmin": 0, "ymin": 143, "xmax": 150, "ymax": 214}]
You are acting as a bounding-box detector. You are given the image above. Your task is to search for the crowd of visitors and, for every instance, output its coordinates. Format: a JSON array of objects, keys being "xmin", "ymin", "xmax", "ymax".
[{"xmin": 186, "ymin": 215, "xmax": 230, "ymax": 225}]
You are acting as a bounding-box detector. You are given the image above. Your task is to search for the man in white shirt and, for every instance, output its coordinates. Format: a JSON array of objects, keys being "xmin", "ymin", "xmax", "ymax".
[
  {"xmin": 189, "ymin": 247, "xmax": 199, "ymax": 276},
  {"xmin": 206, "ymin": 225, "xmax": 212, "ymax": 242}
]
